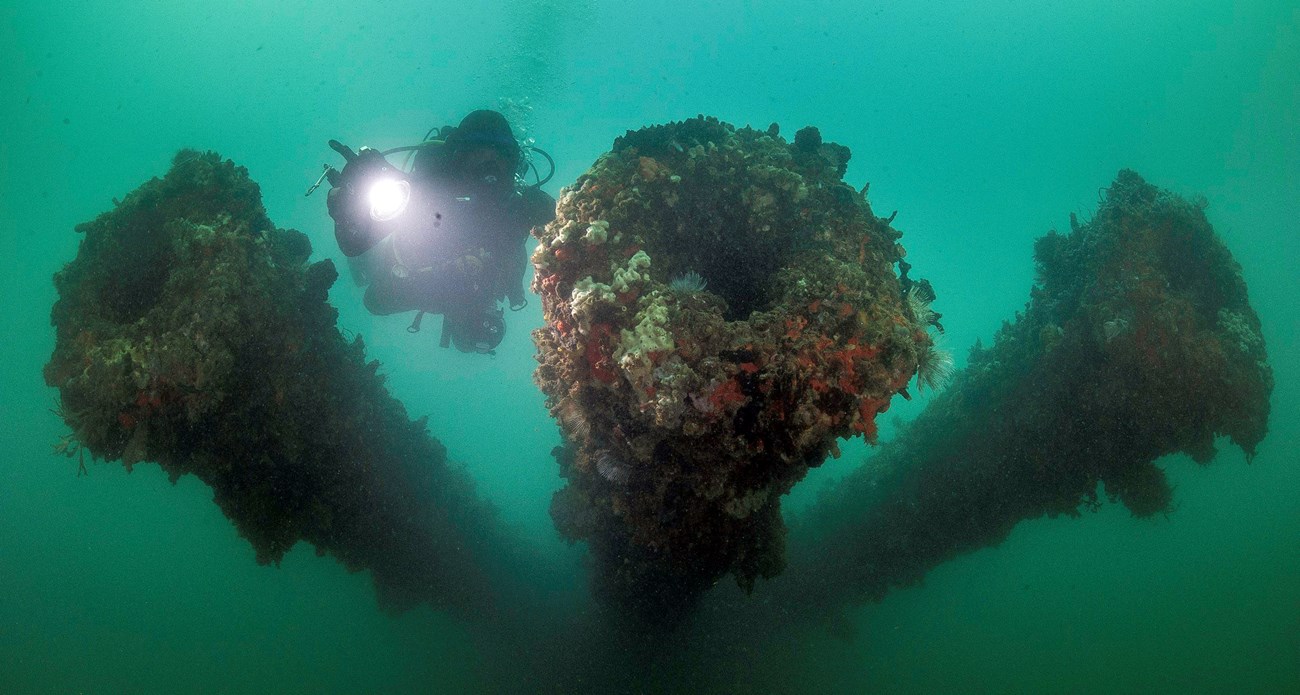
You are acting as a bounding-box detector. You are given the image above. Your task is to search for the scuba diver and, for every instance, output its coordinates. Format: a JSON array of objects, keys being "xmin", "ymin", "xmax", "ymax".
[{"xmin": 312, "ymin": 109, "xmax": 556, "ymax": 354}]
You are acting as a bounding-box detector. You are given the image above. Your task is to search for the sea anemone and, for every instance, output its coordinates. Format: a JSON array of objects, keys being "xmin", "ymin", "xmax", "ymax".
[
  {"xmin": 916, "ymin": 338, "xmax": 954, "ymax": 392},
  {"xmin": 669, "ymin": 270, "xmax": 707, "ymax": 294},
  {"xmin": 594, "ymin": 449, "xmax": 631, "ymax": 485},
  {"xmin": 906, "ymin": 285, "xmax": 938, "ymax": 327},
  {"xmin": 557, "ymin": 400, "xmax": 592, "ymax": 440},
  {"xmin": 906, "ymin": 286, "xmax": 951, "ymax": 390}
]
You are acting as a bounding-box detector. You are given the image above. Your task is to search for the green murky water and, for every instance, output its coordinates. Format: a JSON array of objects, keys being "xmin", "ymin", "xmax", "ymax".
[{"xmin": 2, "ymin": 2, "xmax": 1297, "ymax": 692}]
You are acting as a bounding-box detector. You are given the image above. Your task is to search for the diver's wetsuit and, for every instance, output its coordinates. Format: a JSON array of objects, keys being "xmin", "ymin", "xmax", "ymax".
[{"xmin": 328, "ymin": 114, "xmax": 555, "ymax": 350}]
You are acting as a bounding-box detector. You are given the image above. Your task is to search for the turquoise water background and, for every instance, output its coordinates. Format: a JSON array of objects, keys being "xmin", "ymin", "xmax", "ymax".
[{"xmin": 2, "ymin": 2, "xmax": 1297, "ymax": 692}]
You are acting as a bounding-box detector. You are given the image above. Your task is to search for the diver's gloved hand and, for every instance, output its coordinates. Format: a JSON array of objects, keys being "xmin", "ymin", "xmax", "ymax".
[
  {"xmin": 326, "ymin": 186, "xmax": 351, "ymax": 221},
  {"xmin": 336, "ymin": 147, "xmax": 391, "ymax": 188},
  {"xmin": 327, "ymin": 148, "xmax": 401, "ymax": 230},
  {"xmin": 325, "ymin": 145, "xmax": 404, "ymax": 257}
]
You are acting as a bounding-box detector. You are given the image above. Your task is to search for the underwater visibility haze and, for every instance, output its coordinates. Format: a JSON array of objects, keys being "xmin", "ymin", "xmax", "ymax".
[{"xmin": 3, "ymin": 2, "xmax": 1298, "ymax": 693}]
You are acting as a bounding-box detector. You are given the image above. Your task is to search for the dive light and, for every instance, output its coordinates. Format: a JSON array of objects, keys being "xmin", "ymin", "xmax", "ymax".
[
  {"xmin": 367, "ymin": 178, "xmax": 410, "ymax": 221},
  {"xmin": 308, "ymin": 139, "xmax": 410, "ymax": 221}
]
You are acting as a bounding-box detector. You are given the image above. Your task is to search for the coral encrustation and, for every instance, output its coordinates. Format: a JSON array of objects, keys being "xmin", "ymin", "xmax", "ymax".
[{"xmin": 531, "ymin": 116, "xmax": 939, "ymax": 622}]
